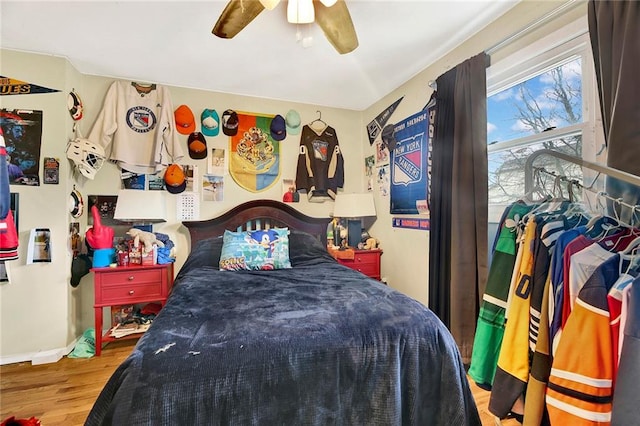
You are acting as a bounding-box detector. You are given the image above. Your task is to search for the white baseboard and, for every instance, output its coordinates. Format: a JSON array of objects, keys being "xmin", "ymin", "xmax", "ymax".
[{"xmin": 0, "ymin": 338, "xmax": 79, "ymax": 366}]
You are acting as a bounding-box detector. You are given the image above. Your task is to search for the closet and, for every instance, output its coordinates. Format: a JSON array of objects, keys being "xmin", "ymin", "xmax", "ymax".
[{"xmin": 469, "ymin": 149, "xmax": 640, "ymax": 426}]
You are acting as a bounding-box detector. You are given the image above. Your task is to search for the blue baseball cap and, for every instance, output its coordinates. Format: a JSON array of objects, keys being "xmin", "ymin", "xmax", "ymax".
[
  {"xmin": 270, "ymin": 114, "xmax": 286, "ymax": 141},
  {"xmin": 201, "ymin": 109, "xmax": 220, "ymax": 137}
]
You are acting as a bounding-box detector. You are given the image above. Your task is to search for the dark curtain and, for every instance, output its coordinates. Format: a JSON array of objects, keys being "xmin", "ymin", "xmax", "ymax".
[
  {"xmin": 428, "ymin": 52, "xmax": 488, "ymax": 363},
  {"xmin": 588, "ymin": 0, "xmax": 640, "ymax": 224}
]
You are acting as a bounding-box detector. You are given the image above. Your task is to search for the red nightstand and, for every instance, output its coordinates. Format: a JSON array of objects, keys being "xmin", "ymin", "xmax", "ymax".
[
  {"xmin": 92, "ymin": 263, "xmax": 174, "ymax": 356},
  {"xmin": 335, "ymin": 249, "xmax": 383, "ymax": 280}
]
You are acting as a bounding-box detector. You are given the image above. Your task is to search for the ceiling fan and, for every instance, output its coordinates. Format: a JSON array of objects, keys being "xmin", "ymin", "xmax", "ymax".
[{"xmin": 212, "ymin": 0, "xmax": 359, "ymax": 54}]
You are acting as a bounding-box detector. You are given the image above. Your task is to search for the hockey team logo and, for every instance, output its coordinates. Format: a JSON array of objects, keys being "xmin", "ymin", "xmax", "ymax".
[
  {"xmin": 392, "ymin": 133, "xmax": 423, "ymax": 185},
  {"xmin": 126, "ymin": 106, "xmax": 157, "ymax": 133},
  {"xmin": 312, "ymin": 140, "xmax": 328, "ymax": 161}
]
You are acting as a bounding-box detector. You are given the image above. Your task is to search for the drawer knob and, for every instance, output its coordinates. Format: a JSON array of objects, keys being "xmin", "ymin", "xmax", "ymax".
[
  {"xmin": 128, "ymin": 276, "xmax": 134, "ymax": 281},
  {"xmin": 129, "ymin": 290, "xmax": 134, "ymax": 295}
]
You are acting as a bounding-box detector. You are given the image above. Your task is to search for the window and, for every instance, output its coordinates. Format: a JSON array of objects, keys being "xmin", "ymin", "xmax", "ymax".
[{"xmin": 486, "ymin": 28, "xmax": 600, "ymax": 220}]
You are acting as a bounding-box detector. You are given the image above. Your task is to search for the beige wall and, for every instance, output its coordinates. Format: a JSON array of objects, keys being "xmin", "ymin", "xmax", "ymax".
[
  {"xmin": 362, "ymin": 0, "xmax": 586, "ymax": 304},
  {"xmin": 0, "ymin": 0, "xmax": 586, "ymax": 363},
  {"xmin": 0, "ymin": 49, "xmax": 363, "ymax": 362}
]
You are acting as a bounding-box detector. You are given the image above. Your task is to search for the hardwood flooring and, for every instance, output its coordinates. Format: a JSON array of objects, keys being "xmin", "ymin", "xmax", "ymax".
[{"xmin": 1, "ymin": 339, "xmax": 519, "ymax": 425}]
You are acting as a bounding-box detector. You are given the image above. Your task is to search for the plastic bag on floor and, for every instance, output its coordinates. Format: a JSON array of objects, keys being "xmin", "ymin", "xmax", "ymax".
[{"xmin": 67, "ymin": 327, "xmax": 95, "ymax": 358}]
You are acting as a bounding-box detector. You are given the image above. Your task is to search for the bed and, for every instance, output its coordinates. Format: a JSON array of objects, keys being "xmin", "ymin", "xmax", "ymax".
[{"xmin": 86, "ymin": 199, "xmax": 481, "ymax": 425}]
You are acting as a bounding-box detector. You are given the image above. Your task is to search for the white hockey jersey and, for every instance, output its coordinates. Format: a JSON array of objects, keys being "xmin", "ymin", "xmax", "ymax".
[{"xmin": 88, "ymin": 81, "xmax": 184, "ymax": 174}]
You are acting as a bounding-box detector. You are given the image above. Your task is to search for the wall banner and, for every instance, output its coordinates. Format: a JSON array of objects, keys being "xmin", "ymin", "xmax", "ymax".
[
  {"xmin": 392, "ymin": 217, "xmax": 430, "ymax": 230},
  {"xmin": 1, "ymin": 76, "xmax": 60, "ymax": 96},
  {"xmin": 389, "ymin": 109, "xmax": 430, "ymax": 214},
  {"xmin": 229, "ymin": 112, "xmax": 280, "ymax": 192}
]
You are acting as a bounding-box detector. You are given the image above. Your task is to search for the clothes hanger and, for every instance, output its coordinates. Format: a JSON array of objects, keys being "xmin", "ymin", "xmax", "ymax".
[
  {"xmin": 310, "ymin": 110, "xmax": 327, "ymax": 126},
  {"xmin": 309, "ymin": 110, "xmax": 328, "ymax": 134},
  {"xmin": 522, "ymin": 167, "xmax": 549, "ymax": 204}
]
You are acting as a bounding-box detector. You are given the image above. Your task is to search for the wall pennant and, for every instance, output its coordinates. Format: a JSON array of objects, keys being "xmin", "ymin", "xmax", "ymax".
[
  {"xmin": 366, "ymin": 96, "xmax": 403, "ymax": 146},
  {"xmin": 1, "ymin": 76, "xmax": 61, "ymax": 96}
]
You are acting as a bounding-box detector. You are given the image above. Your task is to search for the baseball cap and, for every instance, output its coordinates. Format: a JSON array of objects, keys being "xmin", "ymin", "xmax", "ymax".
[
  {"xmin": 222, "ymin": 109, "xmax": 239, "ymax": 136},
  {"xmin": 381, "ymin": 124, "xmax": 397, "ymax": 151},
  {"xmin": 164, "ymin": 163, "xmax": 186, "ymax": 194},
  {"xmin": 174, "ymin": 105, "xmax": 196, "ymax": 135},
  {"xmin": 201, "ymin": 109, "xmax": 220, "ymax": 137},
  {"xmin": 188, "ymin": 132, "xmax": 208, "ymax": 160},
  {"xmin": 270, "ymin": 114, "xmax": 286, "ymax": 141},
  {"xmin": 70, "ymin": 254, "xmax": 92, "ymax": 287},
  {"xmin": 285, "ymin": 109, "xmax": 301, "ymax": 135}
]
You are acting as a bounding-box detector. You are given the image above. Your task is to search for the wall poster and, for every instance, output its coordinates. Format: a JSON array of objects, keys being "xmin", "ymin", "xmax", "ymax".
[
  {"xmin": 0, "ymin": 109, "xmax": 43, "ymax": 186},
  {"xmin": 389, "ymin": 109, "xmax": 431, "ymax": 215}
]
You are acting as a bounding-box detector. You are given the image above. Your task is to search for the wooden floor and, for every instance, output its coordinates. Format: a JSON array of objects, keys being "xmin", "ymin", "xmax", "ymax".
[{"xmin": 1, "ymin": 339, "xmax": 519, "ymax": 425}]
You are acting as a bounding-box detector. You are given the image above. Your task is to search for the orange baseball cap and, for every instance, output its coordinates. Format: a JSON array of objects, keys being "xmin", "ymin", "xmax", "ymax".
[
  {"xmin": 174, "ymin": 105, "xmax": 196, "ymax": 135},
  {"xmin": 164, "ymin": 164, "xmax": 186, "ymax": 194}
]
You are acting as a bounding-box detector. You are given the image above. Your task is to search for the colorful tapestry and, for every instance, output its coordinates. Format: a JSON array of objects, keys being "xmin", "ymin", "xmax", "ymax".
[{"xmin": 229, "ymin": 112, "xmax": 280, "ymax": 192}]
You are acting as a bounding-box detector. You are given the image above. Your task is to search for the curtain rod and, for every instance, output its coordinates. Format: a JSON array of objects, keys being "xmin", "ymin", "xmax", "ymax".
[{"xmin": 485, "ymin": 0, "xmax": 582, "ymax": 56}]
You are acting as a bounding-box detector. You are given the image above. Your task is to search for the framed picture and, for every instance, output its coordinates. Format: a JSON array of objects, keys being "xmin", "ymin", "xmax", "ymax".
[{"xmin": 87, "ymin": 195, "xmax": 118, "ymax": 226}]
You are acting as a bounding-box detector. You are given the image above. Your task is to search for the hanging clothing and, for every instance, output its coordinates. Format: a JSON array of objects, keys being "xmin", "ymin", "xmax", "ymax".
[
  {"xmin": 611, "ymin": 277, "xmax": 640, "ymax": 424},
  {"xmin": 469, "ymin": 202, "xmax": 533, "ymax": 388},
  {"xmin": 88, "ymin": 81, "xmax": 184, "ymax": 174},
  {"xmin": 295, "ymin": 124, "xmax": 344, "ymax": 202},
  {"xmin": 0, "ymin": 130, "xmax": 18, "ymax": 261},
  {"xmin": 490, "ymin": 217, "xmax": 538, "ymax": 418},
  {"xmin": 546, "ymin": 254, "xmax": 620, "ymax": 425}
]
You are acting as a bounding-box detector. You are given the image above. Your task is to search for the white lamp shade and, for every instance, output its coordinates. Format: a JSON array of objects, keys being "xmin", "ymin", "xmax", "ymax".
[
  {"xmin": 287, "ymin": 0, "xmax": 314, "ymax": 24},
  {"xmin": 319, "ymin": 0, "xmax": 337, "ymax": 7},
  {"xmin": 114, "ymin": 190, "xmax": 167, "ymax": 223},
  {"xmin": 332, "ymin": 193, "xmax": 376, "ymax": 219}
]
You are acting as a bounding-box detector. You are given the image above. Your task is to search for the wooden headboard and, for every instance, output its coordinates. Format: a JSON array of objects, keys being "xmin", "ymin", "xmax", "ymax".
[{"xmin": 183, "ymin": 199, "xmax": 331, "ymax": 248}]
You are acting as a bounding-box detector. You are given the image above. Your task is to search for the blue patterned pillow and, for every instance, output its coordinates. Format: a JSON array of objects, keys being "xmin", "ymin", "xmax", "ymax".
[{"xmin": 219, "ymin": 228, "xmax": 292, "ymax": 271}]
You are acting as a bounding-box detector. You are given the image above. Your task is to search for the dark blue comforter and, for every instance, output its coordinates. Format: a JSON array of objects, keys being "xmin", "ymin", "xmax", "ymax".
[{"xmin": 86, "ymin": 235, "xmax": 480, "ymax": 425}]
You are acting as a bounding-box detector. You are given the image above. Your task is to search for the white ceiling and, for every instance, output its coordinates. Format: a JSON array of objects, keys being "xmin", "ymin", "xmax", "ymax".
[{"xmin": 0, "ymin": 0, "xmax": 519, "ymax": 111}]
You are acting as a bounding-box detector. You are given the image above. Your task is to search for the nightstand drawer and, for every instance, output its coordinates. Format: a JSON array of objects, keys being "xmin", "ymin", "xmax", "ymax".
[
  {"xmin": 353, "ymin": 252, "xmax": 378, "ymax": 265},
  {"xmin": 336, "ymin": 249, "xmax": 382, "ymax": 280},
  {"xmin": 347, "ymin": 261, "xmax": 378, "ymax": 277},
  {"xmin": 101, "ymin": 269, "xmax": 163, "ymax": 287},
  {"xmin": 100, "ymin": 282, "xmax": 163, "ymax": 304}
]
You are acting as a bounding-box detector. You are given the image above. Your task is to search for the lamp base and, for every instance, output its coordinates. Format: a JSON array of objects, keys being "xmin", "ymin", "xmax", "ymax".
[{"xmin": 346, "ymin": 219, "xmax": 362, "ymax": 248}]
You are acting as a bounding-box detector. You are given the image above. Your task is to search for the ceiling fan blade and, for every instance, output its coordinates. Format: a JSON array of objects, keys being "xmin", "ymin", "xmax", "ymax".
[
  {"xmin": 314, "ymin": 0, "xmax": 358, "ymax": 54},
  {"xmin": 212, "ymin": 0, "xmax": 265, "ymax": 39}
]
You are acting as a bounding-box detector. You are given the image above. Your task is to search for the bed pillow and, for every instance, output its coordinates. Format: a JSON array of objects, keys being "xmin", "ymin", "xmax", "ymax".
[
  {"xmin": 175, "ymin": 236, "xmax": 224, "ymax": 280},
  {"xmin": 219, "ymin": 228, "xmax": 292, "ymax": 271},
  {"xmin": 288, "ymin": 230, "xmax": 336, "ymax": 266}
]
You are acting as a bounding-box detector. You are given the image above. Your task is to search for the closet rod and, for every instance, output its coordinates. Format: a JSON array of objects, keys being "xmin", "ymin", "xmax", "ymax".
[
  {"xmin": 532, "ymin": 166, "xmax": 639, "ymax": 216},
  {"xmin": 524, "ymin": 149, "xmax": 640, "ymax": 193}
]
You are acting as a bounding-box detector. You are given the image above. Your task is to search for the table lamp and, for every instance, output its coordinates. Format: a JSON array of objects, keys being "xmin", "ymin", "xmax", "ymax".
[
  {"xmin": 114, "ymin": 190, "xmax": 166, "ymax": 232},
  {"xmin": 332, "ymin": 192, "xmax": 376, "ymax": 248}
]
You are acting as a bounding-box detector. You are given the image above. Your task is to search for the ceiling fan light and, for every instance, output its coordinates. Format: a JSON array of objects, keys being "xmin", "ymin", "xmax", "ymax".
[
  {"xmin": 319, "ymin": 0, "xmax": 337, "ymax": 7},
  {"xmin": 287, "ymin": 0, "xmax": 314, "ymax": 24},
  {"xmin": 259, "ymin": 0, "xmax": 281, "ymax": 10}
]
